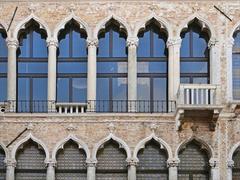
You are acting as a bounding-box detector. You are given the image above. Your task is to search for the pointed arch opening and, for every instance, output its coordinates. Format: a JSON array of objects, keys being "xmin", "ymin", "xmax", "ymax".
[{"xmin": 0, "ymin": 145, "xmax": 6, "ymax": 179}]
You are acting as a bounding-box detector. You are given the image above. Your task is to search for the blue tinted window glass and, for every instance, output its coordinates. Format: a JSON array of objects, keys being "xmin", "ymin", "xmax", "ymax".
[
  {"xmin": 112, "ymin": 78, "xmax": 127, "ymax": 100},
  {"xmin": 19, "ymin": 34, "xmax": 30, "ymax": 58},
  {"xmin": 32, "ymin": 78, "xmax": 47, "ymax": 100},
  {"xmin": 18, "ymin": 62, "xmax": 48, "ymax": 73},
  {"xmin": 181, "ymin": 32, "xmax": 190, "ymax": 57},
  {"xmin": 0, "ymin": 78, "xmax": 7, "ymax": 102},
  {"xmin": 180, "ymin": 77, "xmax": 190, "ymax": 84},
  {"xmin": 0, "ymin": 33, "xmax": 7, "ymax": 57},
  {"xmin": 58, "ymin": 62, "xmax": 87, "ymax": 73},
  {"xmin": 72, "ymin": 78, "xmax": 87, "ymax": 102},
  {"xmin": 112, "ymin": 30, "xmax": 127, "ymax": 57},
  {"xmin": 57, "ymin": 78, "xmax": 69, "ymax": 102},
  {"xmin": 153, "ymin": 78, "xmax": 167, "ymax": 100},
  {"xmin": 33, "ymin": 31, "xmax": 47, "ymax": 58},
  {"xmin": 180, "ymin": 62, "xmax": 208, "ymax": 73},
  {"xmin": 98, "ymin": 32, "xmax": 110, "ymax": 57},
  {"xmin": 138, "ymin": 31, "xmax": 150, "ymax": 57},
  {"xmin": 192, "ymin": 31, "xmax": 208, "ymax": 57},
  {"xmin": 137, "ymin": 78, "xmax": 150, "ymax": 100},
  {"xmin": 59, "ymin": 33, "xmax": 70, "ymax": 58},
  {"xmin": 97, "ymin": 62, "xmax": 127, "ymax": 73},
  {"xmin": 137, "ymin": 62, "xmax": 167, "ymax": 73},
  {"xmin": 234, "ymin": 32, "xmax": 240, "ymax": 49},
  {"xmin": 97, "ymin": 78, "xmax": 109, "ymax": 100},
  {"xmin": 0, "ymin": 62, "xmax": 7, "ymax": 73},
  {"xmin": 72, "ymin": 30, "xmax": 87, "ymax": 57},
  {"xmin": 233, "ymin": 54, "xmax": 240, "ymax": 99},
  {"xmin": 153, "ymin": 33, "xmax": 166, "ymax": 57},
  {"xmin": 18, "ymin": 78, "xmax": 30, "ymax": 100},
  {"xmin": 193, "ymin": 78, "xmax": 208, "ymax": 84}
]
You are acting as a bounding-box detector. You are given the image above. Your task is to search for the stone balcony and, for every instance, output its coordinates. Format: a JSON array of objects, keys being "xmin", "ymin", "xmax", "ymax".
[{"xmin": 175, "ymin": 84, "xmax": 223, "ymax": 131}]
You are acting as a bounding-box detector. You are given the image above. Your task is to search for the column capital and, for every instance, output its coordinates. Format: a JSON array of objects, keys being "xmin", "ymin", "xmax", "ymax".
[
  {"xmin": 47, "ymin": 38, "xmax": 58, "ymax": 47},
  {"xmin": 86, "ymin": 158, "xmax": 97, "ymax": 167},
  {"xmin": 209, "ymin": 158, "xmax": 219, "ymax": 168},
  {"xmin": 227, "ymin": 160, "xmax": 234, "ymax": 169},
  {"xmin": 208, "ymin": 38, "xmax": 219, "ymax": 48},
  {"xmin": 6, "ymin": 38, "xmax": 19, "ymax": 48},
  {"xmin": 126, "ymin": 158, "xmax": 138, "ymax": 166},
  {"xmin": 167, "ymin": 158, "xmax": 180, "ymax": 167},
  {"xmin": 126, "ymin": 37, "xmax": 139, "ymax": 47},
  {"xmin": 166, "ymin": 38, "xmax": 182, "ymax": 48},
  {"xmin": 45, "ymin": 159, "xmax": 57, "ymax": 167},
  {"xmin": 86, "ymin": 38, "xmax": 99, "ymax": 47},
  {"xmin": 4, "ymin": 158, "xmax": 16, "ymax": 167}
]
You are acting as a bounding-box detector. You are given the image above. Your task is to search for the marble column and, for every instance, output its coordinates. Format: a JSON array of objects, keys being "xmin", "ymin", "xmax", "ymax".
[
  {"xmin": 86, "ymin": 159, "xmax": 97, "ymax": 180},
  {"xmin": 47, "ymin": 38, "xmax": 58, "ymax": 112},
  {"xmin": 46, "ymin": 159, "xmax": 56, "ymax": 180},
  {"xmin": 167, "ymin": 158, "xmax": 179, "ymax": 180},
  {"xmin": 127, "ymin": 37, "xmax": 138, "ymax": 112},
  {"xmin": 86, "ymin": 38, "xmax": 98, "ymax": 112},
  {"xmin": 209, "ymin": 158, "xmax": 219, "ymax": 180},
  {"xmin": 127, "ymin": 158, "xmax": 138, "ymax": 180},
  {"xmin": 6, "ymin": 38, "xmax": 18, "ymax": 112},
  {"xmin": 5, "ymin": 158, "xmax": 16, "ymax": 180},
  {"xmin": 226, "ymin": 160, "xmax": 234, "ymax": 180}
]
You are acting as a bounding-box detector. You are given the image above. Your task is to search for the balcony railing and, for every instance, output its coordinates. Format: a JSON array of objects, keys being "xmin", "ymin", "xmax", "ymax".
[{"xmin": 3, "ymin": 100, "xmax": 176, "ymax": 113}]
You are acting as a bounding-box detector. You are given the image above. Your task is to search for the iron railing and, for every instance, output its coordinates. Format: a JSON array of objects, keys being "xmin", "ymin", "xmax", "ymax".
[{"xmin": 4, "ymin": 100, "xmax": 176, "ymax": 113}]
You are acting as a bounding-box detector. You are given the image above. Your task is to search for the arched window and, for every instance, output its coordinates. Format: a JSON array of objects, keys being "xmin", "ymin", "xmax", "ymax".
[
  {"xmin": 178, "ymin": 140, "xmax": 210, "ymax": 179},
  {"xmin": 233, "ymin": 30, "xmax": 240, "ymax": 100},
  {"xmin": 137, "ymin": 139, "xmax": 168, "ymax": 179},
  {"xmin": 57, "ymin": 20, "xmax": 87, "ymax": 103},
  {"xmin": 96, "ymin": 140, "xmax": 128, "ymax": 179},
  {"xmin": 232, "ymin": 147, "xmax": 240, "ymax": 179},
  {"xmin": 0, "ymin": 147, "xmax": 6, "ymax": 179},
  {"xmin": 17, "ymin": 20, "xmax": 48, "ymax": 112},
  {"xmin": 15, "ymin": 140, "xmax": 46, "ymax": 180},
  {"xmin": 137, "ymin": 20, "xmax": 168, "ymax": 112},
  {"xmin": 180, "ymin": 19, "xmax": 210, "ymax": 84},
  {"xmin": 96, "ymin": 20, "xmax": 128, "ymax": 112},
  {"xmin": 55, "ymin": 140, "xmax": 87, "ymax": 180},
  {"xmin": 0, "ymin": 29, "xmax": 7, "ymax": 102}
]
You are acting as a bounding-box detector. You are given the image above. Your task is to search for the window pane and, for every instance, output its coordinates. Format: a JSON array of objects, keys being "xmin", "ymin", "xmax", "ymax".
[
  {"xmin": 153, "ymin": 32, "xmax": 166, "ymax": 57},
  {"xmin": 0, "ymin": 62, "xmax": 7, "ymax": 73},
  {"xmin": 0, "ymin": 33, "xmax": 7, "ymax": 57},
  {"xmin": 97, "ymin": 62, "xmax": 127, "ymax": 73},
  {"xmin": 58, "ymin": 62, "xmax": 87, "ymax": 73},
  {"xmin": 19, "ymin": 34, "xmax": 30, "ymax": 58},
  {"xmin": 57, "ymin": 78, "xmax": 69, "ymax": 102},
  {"xmin": 181, "ymin": 32, "xmax": 190, "ymax": 57},
  {"xmin": 18, "ymin": 78, "xmax": 30, "ymax": 100},
  {"xmin": 112, "ymin": 78, "xmax": 127, "ymax": 100},
  {"xmin": 137, "ymin": 78, "xmax": 150, "ymax": 100},
  {"xmin": 153, "ymin": 78, "xmax": 166, "ymax": 100},
  {"xmin": 72, "ymin": 30, "xmax": 87, "ymax": 57},
  {"xmin": 33, "ymin": 31, "xmax": 47, "ymax": 58},
  {"xmin": 138, "ymin": 31, "xmax": 150, "ymax": 57},
  {"xmin": 59, "ymin": 33, "xmax": 70, "ymax": 58},
  {"xmin": 98, "ymin": 32, "xmax": 110, "ymax": 57},
  {"xmin": 32, "ymin": 78, "xmax": 47, "ymax": 100},
  {"xmin": 180, "ymin": 62, "xmax": 208, "ymax": 73},
  {"xmin": 18, "ymin": 62, "xmax": 48, "ymax": 73},
  {"xmin": 193, "ymin": 77, "xmax": 208, "ymax": 84},
  {"xmin": 72, "ymin": 78, "xmax": 87, "ymax": 102},
  {"xmin": 138, "ymin": 62, "xmax": 167, "ymax": 73},
  {"xmin": 192, "ymin": 31, "xmax": 208, "ymax": 57},
  {"xmin": 112, "ymin": 30, "xmax": 127, "ymax": 57},
  {"xmin": 97, "ymin": 78, "xmax": 109, "ymax": 100},
  {"xmin": 0, "ymin": 78, "xmax": 7, "ymax": 102},
  {"xmin": 234, "ymin": 32, "xmax": 240, "ymax": 49},
  {"xmin": 180, "ymin": 77, "xmax": 190, "ymax": 84},
  {"xmin": 233, "ymin": 54, "xmax": 240, "ymax": 99}
]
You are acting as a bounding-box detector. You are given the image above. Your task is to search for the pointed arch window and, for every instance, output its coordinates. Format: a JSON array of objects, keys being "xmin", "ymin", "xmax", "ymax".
[
  {"xmin": 180, "ymin": 19, "xmax": 210, "ymax": 84},
  {"xmin": 57, "ymin": 20, "xmax": 87, "ymax": 103},
  {"xmin": 0, "ymin": 146, "xmax": 6, "ymax": 179},
  {"xmin": 0, "ymin": 29, "xmax": 7, "ymax": 102},
  {"xmin": 17, "ymin": 20, "xmax": 48, "ymax": 112},
  {"xmin": 233, "ymin": 30, "xmax": 240, "ymax": 100}
]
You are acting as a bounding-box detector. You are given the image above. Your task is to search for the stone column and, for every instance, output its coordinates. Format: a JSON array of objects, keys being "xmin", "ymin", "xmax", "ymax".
[
  {"xmin": 126, "ymin": 37, "xmax": 138, "ymax": 112},
  {"xmin": 47, "ymin": 38, "xmax": 58, "ymax": 112},
  {"xmin": 86, "ymin": 38, "xmax": 98, "ymax": 112},
  {"xmin": 86, "ymin": 159, "xmax": 97, "ymax": 180},
  {"xmin": 127, "ymin": 158, "xmax": 138, "ymax": 180},
  {"xmin": 226, "ymin": 160, "xmax": 234, "ymax": 180},
  {"xmin": 167, "ymin": 38, "xmax": 181, "ymax": 111},
  {"xmin": 167, "ymin": 158, "xmax": 179, "ymax": 180},
  {"xmin": 46, "ymin": 159, "xmax": 56, "ymax": 180},
  {"xmin": 6, "ymin": 38, "xmax": 19, "ymax": 112},
  {"xmin": 5, "ymin": 159, "xmax": 16, "ymax": 180},
  {"xmin": 208, "ymin": 38, "xmax": 220, "ymax": 85},
  {"xmin": 209, "ymin": 158, "xmax": 219, "ymax": 180}
]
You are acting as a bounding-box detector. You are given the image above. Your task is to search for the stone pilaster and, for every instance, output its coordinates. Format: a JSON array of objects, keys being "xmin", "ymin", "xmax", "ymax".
[
  {"xmin": 86, "ymin": 159, "xmax": 97, "ymax": 180},
  {"xmin": 167, "ymin": 158, "xmax": 179, "ymax": 180},
  {"xmin": 5, "ymin": 158, "xmax": 16, "ymax": 180},
  {"xmin": 127, "ymin": 158, "xmax": 138, "ymax": 180}
]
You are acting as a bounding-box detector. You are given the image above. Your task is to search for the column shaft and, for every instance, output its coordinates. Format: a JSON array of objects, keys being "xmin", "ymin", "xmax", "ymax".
[
  {"xmin": 5, "ymin": 159, "xmax": 16, "ymax": 180},
  {"xmin": 128, "ymin": 164, "xmax": 136, "ymax": 180},
  {"xmin": 209, "ymin": 39, "xmax": 220, "ymax": 84},
  {"xmin": 87, "ymin": 165, "xmax": 96, "ymax": 180},
  {"xmin": 46, "ymin": 164, "xmax": 55, "ymax": 180}
]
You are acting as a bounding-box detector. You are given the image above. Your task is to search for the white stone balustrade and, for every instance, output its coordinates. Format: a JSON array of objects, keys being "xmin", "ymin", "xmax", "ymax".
[{"xmin": 56, "ymin": 103, "xmax": 87, "ymax": 114}]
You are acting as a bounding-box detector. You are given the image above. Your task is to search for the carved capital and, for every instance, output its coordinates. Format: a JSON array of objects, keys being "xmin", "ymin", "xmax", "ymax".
[
  {"xmin": 4, "ymin": 159, "xmax": 16, "ymax": 167},
  {"xmin": 86, "ymin": 158, "xmax": 97, "ymax": 167},
  {"xmin": 208, "ymin": 38, "xmax": 219, "ymax": 48},
  {"xmin": 6, "ymin": 38, "xmax": 19, "ymax": 48},
  {"xmin": 126, "ymin": 158, "xmax": 138, "ymax": 166},
  {"xmin": 227, "ymin": 160, "xmax": 234, "ymax": 168},
  {"xmin": 47, "ymin": 38, "xmax": 58, "ymax": 47},
  {"xmin": 86, "ymin": 38, "xmax": 99, "ymax": 47},
  {"xmin": 45, "ymin": 159, "xmax": 57, "ymax": 167},
  {"xmin": 126, "ymin": 37, "xmax": 139, "ymax": 47},
  {"xmin": 167, "ymin": 158, "xmax": 180, "ymax": 168},
  {"xmin": 209, "ymin": 158, "xmax": 219, "ymax": 168},
  {"xmin": 166, "ymin": 38, "xmax": 182, "ymax": 47}
]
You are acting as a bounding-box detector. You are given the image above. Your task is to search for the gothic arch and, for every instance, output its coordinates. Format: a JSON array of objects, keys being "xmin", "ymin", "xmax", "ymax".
[
  {"xmin": 13, "ymin": 13, "xmax": 51, "ymax": 40},
  {"xmin": 230, "ymin": 21, "xmax": 240, "ymax": 38},
  {"xmin": 53, "ymin": 13, "xmax": 91, "ymax": 41},
  {"xmin": 133, "ymin": 133, "xmax": 173, "ymax": 160},
  {"xmin": 52, "ymin": 134, "xmax": 90, "ymax": 161},
  {"xmin": 11, "ymin": 133, "xmax": 50, "ymax": 162},
  {"xmin": 93, "ymin": 14, "xmax": 131, "ymax": 39},
  {"xmin": 0, "ymin": 142, "xmax": 9, "ymax": 160},
  {"xmin": 92, "ymin": 133, "xmax": 131, "ymax": 161},
  {"xmin": 134, "ymin": 13, "xmax": 173, "ymax": 39},
  {"xmin": 0, "ymin": 21, "xmax": 9, "ymax": 37},
  {"xmin": 229, "ymin": 141, "xmax": 240, "ymax": 162},
  {"xmin": 176, "ymin": 13, "xmax": 216, "ymax": 39}
]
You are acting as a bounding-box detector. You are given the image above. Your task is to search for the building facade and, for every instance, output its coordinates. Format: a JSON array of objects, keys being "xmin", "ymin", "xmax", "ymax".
[{"xmin": 0, "ymin": 0, "xmax": 240, "ymax": 180}]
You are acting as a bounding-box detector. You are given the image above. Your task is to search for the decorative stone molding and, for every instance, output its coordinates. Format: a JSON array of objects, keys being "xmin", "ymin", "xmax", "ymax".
[
  {"xmin": 45, "ymin": 159, "xmax": 57, "ymax": 168},
  {"xmin": 107, "ymin": 123, "xmax": 116, "ymax": 133},
  {"xmin": 86, "ymin": 158, "xmax": 97, "ymax": 167},
  {"xmin": 6, "ymin": 38, "xmax": 19, "ymax": 48},
  {"xmin": 166, "ymin": 38, "xmax": 182, "ymax": 48},
  {"xmin": 149, "ymin": 123, "xmax": 158, "ymax": 133},
  {"xmin": 4, "ymin": 159, "xmax": 16, "ymax": 167},
  {"xmin": 28, "ymin": 3, "xmax": 37, "ymax": 14},
  {"xmin": 227, "ymin": 160, "xmax": 234, "ymax": 169},
  {"xmin": 46, "ymin": 38, "xmax": 58, "ymax": 47},
  {"xmin": 126, "ymin": 37, "xmax": 139, "ymax": 47},
  {"xmin": 69, "ymin": 4, "xmax": 76, "ymax": 13},
  {"xmin": 209, "ymin": 158, "xmax": 219, "ymax": 168},
  {"xmin": 66, "ymin": 124, "xmax": 77, "ymax": 131},
  {"xmin": 86, "ymin": 38, "xmax": 99, "ymax": 47},
  {"xmin": 167, "ymin": 158, "xmax": 180, "ymax": 167},
  {"xmin": 126, "ymin": 158, "xmax": 138, "ymax": 166},
  {"xmin": 208, "ymin": 38, "xmax": 219, "ymax": 48},
  {"xmin": 26, "ymin": 123, "xmax": 34, "ymax": 131}
]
